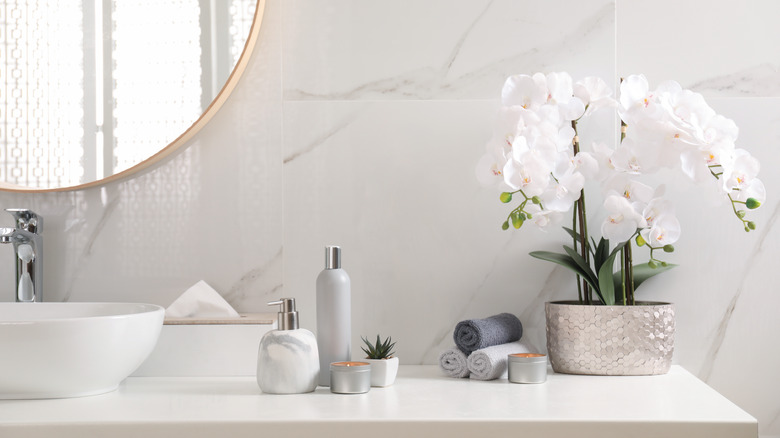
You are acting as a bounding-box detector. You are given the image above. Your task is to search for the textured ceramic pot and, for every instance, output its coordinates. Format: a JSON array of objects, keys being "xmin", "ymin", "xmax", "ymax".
[{"xmin": 545, "ymin": 301, "xmax": 674, "ymax": 376}]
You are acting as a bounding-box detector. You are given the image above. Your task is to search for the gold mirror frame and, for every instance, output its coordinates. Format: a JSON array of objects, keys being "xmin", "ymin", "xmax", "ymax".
[{"xmin": 0, "ymin": 0, "xmax": 265, "ymax": 193}]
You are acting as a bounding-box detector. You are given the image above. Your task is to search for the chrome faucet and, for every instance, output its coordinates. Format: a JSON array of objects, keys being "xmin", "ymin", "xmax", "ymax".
[{"xmin": 1, "ymin": 209, "xmax": 43, "ymax": 302}]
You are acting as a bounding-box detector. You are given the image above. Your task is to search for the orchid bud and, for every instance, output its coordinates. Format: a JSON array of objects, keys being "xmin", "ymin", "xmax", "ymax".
[
  {"xmin": 501, "ymin": 221, "xmax": 509, "ymax": 231},
  {"xmin": 746, "ymin": 198, "xmax": 761, "ymax": 209},
  {"xmin": 511, "ymin": 211, "xmax": 523, "ymax": 229},
  {"xmin": 663, "ymin": 244, "xmax": 674, "ymax": 253},
  {"xmin": 737, "ymin": 210, "xmax": 746, "ymax": 219},
  {"xmin": 747, "ymin": 221, "xmax": 756, "ymax": 230},
  {"xmin": 648, "ymin": 260, "xmax": 658, "ymax": 269},
  {"xmin": 531, "ymin": 196, "xmax": 541, "ymax": 205},
  {"xmin": 500, "ymin": 192, "xmax": 512, "ymax": 203},
  {"xmin": 635, "ymin": 235, "xmax": 646, "ymax": 247},
  {"xmin": 661, "ymin": 261, "xmax": 668, "ymax": 267}
]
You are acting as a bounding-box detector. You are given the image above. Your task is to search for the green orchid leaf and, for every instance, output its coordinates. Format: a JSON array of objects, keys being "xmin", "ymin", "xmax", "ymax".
[
  {"xmin": 562, "ymin": 245, "xmax": 599, "ymax": 288},
  {"xmin": 611, "ymin": 263, "xmax": 677, "ymax": 297},
  {"xmin": 597, "ymin": 249, "xmax": 622, "ymax": 306},
  {"xmin": 593, "ymin": 237, "xmax": 609, "ymax": 274},
  {"xmin": 562, "ymin": 227, "xmax": 591, "ymax": 254},
  {"xmin": 529, "ymin": 251, "xmax": 599, "ymax": 292},
  {"xmin": 531, "ymin": 250, "xmax": 605, "ymax": 304},
  {"xmin": 632, "ymin": 263, "xmax": 677, "ymax": 291}
]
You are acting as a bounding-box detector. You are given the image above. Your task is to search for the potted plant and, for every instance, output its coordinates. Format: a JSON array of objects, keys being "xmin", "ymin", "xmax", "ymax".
[
  {"xmin": 361, "ymin": 335, "xmax": 399, "ymax": 387},
  {"xmin": 477, "ymin": 72, "xmax": 764, "ymax": 375}
]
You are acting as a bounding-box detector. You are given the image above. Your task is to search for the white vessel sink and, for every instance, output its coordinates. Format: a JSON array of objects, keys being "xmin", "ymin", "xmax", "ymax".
[{"xmin": 0, "ymin": 302, "xmax": 164, "ymax": 399}]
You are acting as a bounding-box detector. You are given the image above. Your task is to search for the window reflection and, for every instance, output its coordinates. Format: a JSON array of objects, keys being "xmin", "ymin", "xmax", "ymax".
[{"xmin": 0, "ymin": 0, "xmax": 255, "ymax": 189}]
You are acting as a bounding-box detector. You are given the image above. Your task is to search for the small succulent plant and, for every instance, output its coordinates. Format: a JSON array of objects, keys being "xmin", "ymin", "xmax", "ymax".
[{"xmin": 361, "ymin": 335, "xmax": 396, "ymax": 359}]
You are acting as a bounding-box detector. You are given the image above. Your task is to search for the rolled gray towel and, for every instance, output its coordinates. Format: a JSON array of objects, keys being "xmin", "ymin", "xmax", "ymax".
[
  {"xmin": 438, "ymin": 346, "xmax": 470, "ymax": 378},
  {"xmin": 454, "ymin": 313, "xmax": 523, "ymax": 355},
  {"xmin": 467, "ymin": 340, "xmax": 533, "ymax": 381}
]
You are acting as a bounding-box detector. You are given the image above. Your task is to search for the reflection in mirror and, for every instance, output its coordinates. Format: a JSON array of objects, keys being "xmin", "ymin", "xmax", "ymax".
[{"xmin": 0, "ymin": 0, "xmax": 257, "ymax": 190}]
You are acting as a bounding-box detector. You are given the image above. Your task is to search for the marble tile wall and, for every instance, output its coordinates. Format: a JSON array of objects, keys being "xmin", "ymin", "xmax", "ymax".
[{"xmin": 0, "ymin": 0, "xmax": 777, "ymax": 435}]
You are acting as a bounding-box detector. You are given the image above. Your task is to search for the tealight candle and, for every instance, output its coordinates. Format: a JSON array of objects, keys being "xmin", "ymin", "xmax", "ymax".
[
  {"xmin": 330, "ymin": 361, "xmax": 371, "ymax": 394},
  {"xmin": 507, "ymin": 353, "xmax": 547, "ymax": 384}
]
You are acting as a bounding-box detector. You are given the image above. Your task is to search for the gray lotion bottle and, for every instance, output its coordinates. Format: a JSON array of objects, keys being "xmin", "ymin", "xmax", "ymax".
[{"xmin": 316, "ymin": 246, "xmax": 351, "ymax": 387}]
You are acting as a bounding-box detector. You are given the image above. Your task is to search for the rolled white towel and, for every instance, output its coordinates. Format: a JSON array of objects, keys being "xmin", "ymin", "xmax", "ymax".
[
  {"xmin": 467, "ymin": 340, "xmax": 533, "ymax": 381},
  {"xmin": 438, "ymin": 346, "xmax": 470, "ymax": 378}
]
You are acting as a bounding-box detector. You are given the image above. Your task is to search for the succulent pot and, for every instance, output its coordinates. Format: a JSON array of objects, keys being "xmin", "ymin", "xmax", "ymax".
[
  {"xmin": 545, "ymin": 301, "xmax": 674, "ymax": 376},
  {"xmin": 364, "ymin": 357, "xmax": 399, "ymax": 387}
]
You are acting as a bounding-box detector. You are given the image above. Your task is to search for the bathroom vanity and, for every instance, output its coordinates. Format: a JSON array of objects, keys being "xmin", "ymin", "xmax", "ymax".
[{"xmin": 0, "ymin": 365, "xmax": 756, "ymax": 438}]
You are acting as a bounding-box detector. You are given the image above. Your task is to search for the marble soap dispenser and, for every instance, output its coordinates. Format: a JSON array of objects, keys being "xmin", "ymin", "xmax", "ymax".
[{"xmin": 257, "ymin": 298, "xmax": 319, "ymax": 394}]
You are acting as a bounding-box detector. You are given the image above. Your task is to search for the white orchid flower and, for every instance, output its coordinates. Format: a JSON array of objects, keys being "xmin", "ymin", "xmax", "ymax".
[
  {"xmin": 502, "ymin": 152, "xmax": 551, "ymax": 196},
  {"xmin": 601, "ymin": 195, "xmax": 647, "ymax": 242},
  {"xmin": 475, "ymin": 107, "xmax": 524, "ymax": 186},
  {"xmin": 554, "ymin": 150, "xmax": 599, "ymax": 181},
  {"xmin": 589, "ymin": 141, "xmax": 618, "ymax": 181},
  {"xmin": 722, "ymin": 149, "xmax": 760, "ymax": 193},
  {"xmin": 642, "ymin": 198, "xmax": 675, "ymax": 229},
  {"xmin": 656, "ymin": 85, "xmax": 716, "ymax": 146},
  {"xmin": 680, "ymin": 140, "xmax": 736, "ymax": 184},
  {"xmin": 640, "ymin": 213, "xmax": 681, "ymax": 247},
  {"xmin": 525, "ymin": 204, "xmax": 564, "ymax": 230},
  {"xmin": 698, "ymin": 114, "xmax": 739, "ymax": 149},
  {"xmin": 574, "ymin": 76, "xmax": 616, "ymax": 117},
  {"xmin": 618, "ymin": 74, "xmax": 665, "ymax": 125},
  {"xmin": 612, "ymin": 136, "xmax": 660, "ymax": 174},
  {"xmin": 501, "ymin": 73, "xmax": 547, "ymax": 110},
  {"xmin": 733, "ymin": 178, "xmax": 766, "ymax": 205},
  {"xmin": 541, "ymin": 165, "xmax": 585, "ymax": 213},
  {"xmin": 603, "ymin": 174, "xmax": 655, "ymax": 205},
  {"xmin": 545, "ymin": 72, "xmax": 586, "ymax": 121}
]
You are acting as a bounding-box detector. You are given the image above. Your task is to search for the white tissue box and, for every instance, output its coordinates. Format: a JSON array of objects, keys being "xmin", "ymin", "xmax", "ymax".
[{"xmin": 132, "ymin": 313, "xmax": 276, "ymax": 377}]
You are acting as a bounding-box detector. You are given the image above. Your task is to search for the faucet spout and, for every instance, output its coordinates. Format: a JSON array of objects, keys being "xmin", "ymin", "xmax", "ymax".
[{"xmin": 2, "ymin": 210, "xmax": 43, "ymax": 302}]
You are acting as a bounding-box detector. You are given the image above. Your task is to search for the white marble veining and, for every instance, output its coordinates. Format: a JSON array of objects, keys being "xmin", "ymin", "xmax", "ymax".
[
  {"xmin": 0, "ymin": 0, "xmax": 779, "ymax": 435},
  {"xmin": 617, "ymin": 0, "xmax": 780, "ymax": 97}
]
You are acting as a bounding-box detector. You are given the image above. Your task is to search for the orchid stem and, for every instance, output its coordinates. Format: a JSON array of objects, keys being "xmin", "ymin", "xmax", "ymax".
[{"xmin": 571, "ymin": 120, "xmax": 591, "ymax": 304}]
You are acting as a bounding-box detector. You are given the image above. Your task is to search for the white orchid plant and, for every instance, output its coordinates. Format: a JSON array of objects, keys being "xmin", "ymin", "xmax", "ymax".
[{"xmin": 477, "ymin": 72, "xmax": 765, "ymax": 306}]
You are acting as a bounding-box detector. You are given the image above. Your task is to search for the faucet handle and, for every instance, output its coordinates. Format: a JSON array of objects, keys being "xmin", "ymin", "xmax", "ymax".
[{"xmin": 5, "ymin": 209, "xmax": 42, "ymax": 234}]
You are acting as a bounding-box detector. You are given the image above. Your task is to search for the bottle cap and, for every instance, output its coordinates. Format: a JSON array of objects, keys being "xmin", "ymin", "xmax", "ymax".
[
  {"xmin": 267, "ymin": 298, "xmax": 299, "ymax": 330},
  {"xmin": 325, "ymin": 245, "xmax": 341, "ymax": 270}
]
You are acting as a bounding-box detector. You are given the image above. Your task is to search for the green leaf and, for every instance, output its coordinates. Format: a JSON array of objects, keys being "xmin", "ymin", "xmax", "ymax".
[
  {"xmin": 562, "ymin": 227, "xmax": 588, "ymax": 249},
  {"xmin": 597, "ymin": 249, "xmax": 621, "ymax": 306},
  {"xmin": 632, "ymin": 263, "xmax": 677, "ymax": 291},
  {"xmin": 593, "ymin": 238, "xmax": 609, "ymax": 275},
  {"xmin": 611, "ymin": 262, "xmax": 677, "ymax": 296},
  {"xmin": 529, "ymin": 251, "xmax": 600, "ymax": 293},
  {"xmin": 562, "ymin": 245, "xmax": 599, "ymax": 289}
]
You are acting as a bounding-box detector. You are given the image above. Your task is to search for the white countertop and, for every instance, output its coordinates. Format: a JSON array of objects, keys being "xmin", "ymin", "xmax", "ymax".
[{"xmin": 0, "ymin": 365, "xmax": 756, "ymax": 438}]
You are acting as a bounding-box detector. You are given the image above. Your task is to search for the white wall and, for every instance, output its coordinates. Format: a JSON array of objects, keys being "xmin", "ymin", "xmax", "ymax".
[{"xmin": 1, "ymin": 0, "xmax": 778, "ymax": 435}]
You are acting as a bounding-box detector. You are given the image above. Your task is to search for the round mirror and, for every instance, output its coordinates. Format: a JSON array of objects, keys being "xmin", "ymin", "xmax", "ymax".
[{"xmin": 0, "ymin": 0, "xmax": 264, "ymax": 192}]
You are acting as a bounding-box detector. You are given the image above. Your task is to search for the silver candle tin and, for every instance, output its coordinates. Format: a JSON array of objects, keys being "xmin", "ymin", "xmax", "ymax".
[
  {"xmin": 507, "ymin": 353, "xmax": 547, "ymax": 384},
  {"xmin": 330, "ymin": 362, "xmax": 371, "ymax": 394}
]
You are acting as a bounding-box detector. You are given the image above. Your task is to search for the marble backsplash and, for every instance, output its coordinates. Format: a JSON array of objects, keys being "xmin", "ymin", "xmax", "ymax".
[{"xmin": 0, "ymin": 0, "xmax": 778, "ymax": 435}]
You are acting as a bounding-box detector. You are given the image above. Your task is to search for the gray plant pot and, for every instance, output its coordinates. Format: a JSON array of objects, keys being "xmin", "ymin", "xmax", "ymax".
[{"xmin": 545, "ymin": 301, "xmax": 675, "ymax": 376}]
